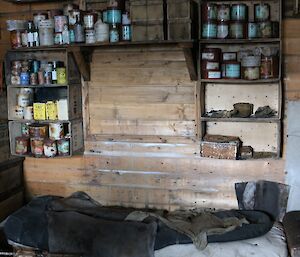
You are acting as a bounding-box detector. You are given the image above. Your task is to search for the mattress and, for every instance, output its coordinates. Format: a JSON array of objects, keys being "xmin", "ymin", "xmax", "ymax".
[{"xmin": 155, "ymin": 223, "xmax": 288, "ymax": 257}]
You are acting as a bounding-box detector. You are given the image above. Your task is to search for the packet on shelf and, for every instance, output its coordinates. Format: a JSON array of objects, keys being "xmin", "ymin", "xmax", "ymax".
[{"xmin": 33, "ymin": 103, "xmax": 46, "ymax": 120}]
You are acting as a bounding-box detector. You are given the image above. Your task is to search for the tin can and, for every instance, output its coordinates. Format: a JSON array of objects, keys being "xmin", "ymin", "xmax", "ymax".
[
  {"xmin": 259, "ymin": 21, "xmax": 272, "ymax": 38},
  {"xmin": 122, "ymin": 25, "xmax": 131, "ymax": 41},
  {"xmin": 44, "ymin": 139, "xmax": 57, "ymax": 158},
  {"xmin": 202, "ymin": 70, "xmax": 221, "ymax": 79},
  {"xmin": 85, "ymin": 29, "xmax": 96, "ymax": 44},
  {"xmin": 33, "ymin": 13, "xmax": 48, "ymax": 28},
  {"xmin": 201, "ymin": 60, "xmax": 219, "ymax": 71},
  {"xmin": 33, "ymin": 103, "xmax": 46, "ymax": 120},
  {"xmin": 29, "ymin": 124, "xmax": 48, "ymax": 138},
  {"xmin": 46, "ymin": 101, "xmax": 58, "ymax": 120},
  {"xmin": 39, "ymin": 19, "xmax": 54, "ymax": 46},
  {"xmin": 24, "ymin": 106, "xmax": 34, "ymax": 120},
  {"xmin": 44, "ymin": 72, "xmax": 52, "ymax": 84},
  {"xmin": 30, "ymin": 73, "xmax": 38, "ymax": 85},
  {"xmin": 68, "ymin": 9, "xmax": 81, "ymax": 26},
  {"xmin": 202, "ymin": 48, "xmax": 221, "ymax": 62},
  {"xmin": 49, "ymin": 122, "xmax": 64, "ymax": 140},
  {"xmin": 255, "ymin": 4, "xmax": 270, "ymax": 22},
  {"xmin": 224, "ymin": 61, "xmax": 241, "ymax": 79},
  {"xmin": 110, "ymin": 24, "xmax": 120, "ymax": 42},
  {"xmin": 103, "ymin": 10, "xmax": 108, "ymax": 23},
  {"xmin": 107, "ymin": 8, "xmax": 121, "ymax": 24},
  {"xmin": 201, "ymin": 3, "xmax": 217, "ymax": 21},
  {"xmin": 217, "ymin": 4, "xmax": 230, "ymax": 21},
  {"xmin": 20, "ymin": 72, "xmax": 30, "ymax": 85},
  {"xmin": 32, "ymin": 60, "xmax": 40, "ymax": 73},
  {"xmin": 54, "ymin": 15, "xmax": 68, "ymax": 33},
  {"xmin": 20, "ymin": 87, "xmax": 33, "ymax": 95},
  {"xmin": 261, "ymin": 56, "xmax": 278, "ymax": 79},
  {"xmin": 10, "ymin": 30, "xmax": 22, "ymax": 49},
  {"xmin": 21, "ymin": 123, "xmax": 29, "ymax": 136},
  {"xmin": 222, "ymin": 52, "xmax": 237, "ymax": 62},
  {"xmin": 241, "ymin": 56, "xmax": 261, "ymax": 80},
  {"xmin": 38, "ymin": 71, "xmax": 45, "ymax": 85},
  {"xmin": 248, "ymin": 22, "xmax": 258, "ymax": 38},
  {"xmin": 57, "ymin": 67, "xmax": 67, "ymax": 85},
  {"xmin": 229, "ymin": 22, "xmax": 246, "ymax": 39},
  {"xmin": 217, "ymin": 21, "xmax": 229, "ymax": 39},
  {"xmin": 14, "ymin": 106, "xmax": 24, "ymax": 119},
  {"xmin": 202, "ymin": 22, "xmax": 217, "ymax": 39},
  {"xmin": 231, "ymin": 4, "xmax": 248, "ymax": 21},
  {"xmin": 11, "ymin": 76, "xmax": 21, "ymax": 85},
  {"xmin": 15, "ymin": 137, "xmax": 29, "ymax": 155},
  {"xmin": 30, "ymin": 137, "xmax": 44, "ymax": 157},
  {"xmin": 54, "ymin": 32, "xmax": 63, "ymax": 45},
  {"xmin": 57, "ymin": 138, "xmax": 70, "ymax": 156},
  {"xmin": 21, "ymin": 31, "xmax": 28, "ymax": 47},
  {"xmin": 17, "ymin": 93, "xmax": 31, "ymax": 107},
  {"xmin": 83, "ymin": 13, "xmax": 97, "ymax": 29}
]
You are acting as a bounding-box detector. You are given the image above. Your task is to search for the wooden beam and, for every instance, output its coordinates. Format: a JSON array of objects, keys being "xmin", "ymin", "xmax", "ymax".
[
  {"xmin": 181, "ymin": 45, "xmax": 198, "ymax": 81},
  {"xmin": 68, "ymin": 46, "xmax": 91, "ymax": 81}
]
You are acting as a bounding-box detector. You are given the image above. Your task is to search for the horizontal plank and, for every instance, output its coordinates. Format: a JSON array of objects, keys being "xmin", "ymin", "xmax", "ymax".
[
  {"xmin": 89, "ymin": 103, "xmax": 195, "ymax": 121},
  {"xmin": 88, "ymin": 120, "xmax": 196, "ymax": 136},
  {"xmin": 283, "ymin": 19, "xmax": 300, "ymax": 39}
]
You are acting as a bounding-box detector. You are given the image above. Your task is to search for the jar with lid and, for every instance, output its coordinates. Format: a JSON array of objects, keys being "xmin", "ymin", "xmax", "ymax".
[{"xmin": 110, "ymin": 24, "xmax": 119, "ymax": 43}]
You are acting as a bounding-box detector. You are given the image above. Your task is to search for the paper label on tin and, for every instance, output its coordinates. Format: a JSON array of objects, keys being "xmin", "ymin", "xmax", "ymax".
[
  {"xmin": 226, "ymin": 64, "xmax": 240, "ymax": 78},
  {"xmin": 202, "ymin": 24, "xmax": 217, "ymax": 38},
  {"xmin": 223, "ymin": 53, "xmax": 237, "ymax": 61},
  {"xmin": 217, "ymin": 25, "xmax": 229, "ymax": 39},
  {"xmin": 231, "ymin": 5, "xmax": 246, "ymax": 20},
  {"xmin": 206, "ymin": 62, "xmax": 219, "ymax": 70},
  {"xmin": 244, "ymin": 67, "xmax": 260, "ymax": 80},
  {"xmin": 230, "ymin": 23, "xmax": 244, "ymax": 39},
  {"xmin": 202, "ymin": 53, "xmax": 215, "ymax": 60},
  {"xmin": 208, "ymin": 71, "xmax": 221, "ymax": 79}
]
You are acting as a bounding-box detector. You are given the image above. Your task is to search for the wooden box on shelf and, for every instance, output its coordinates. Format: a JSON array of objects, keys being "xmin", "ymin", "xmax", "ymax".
[{"xmin": 9, "ymin": 119, "xmax": 83, "ymax": 158}]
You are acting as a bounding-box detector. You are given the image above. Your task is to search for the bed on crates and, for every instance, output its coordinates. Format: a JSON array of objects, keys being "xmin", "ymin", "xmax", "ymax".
[{"xmin": 0, "ymin": 180, "xmax": 296, "ymax": 257}]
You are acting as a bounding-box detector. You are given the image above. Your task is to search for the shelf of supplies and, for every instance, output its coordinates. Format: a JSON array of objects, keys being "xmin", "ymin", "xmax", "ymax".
[
  {"xmin": 9, "ymin": 119, "xmax": 70, "ymax": 123},
  {"xmin": 200, "ymin": 78, "xmax": 280, "ymax": 84},
  {"xmin": 199, "ymin": 38, "xmax": 281, "ymax": 44},
  {"xmin": 8, "ymin": 84, "xmax": 68, "ymax": 88},
  {"xmin": 201, "ymin": 117, "xmax": 280, "ymax": 123}
]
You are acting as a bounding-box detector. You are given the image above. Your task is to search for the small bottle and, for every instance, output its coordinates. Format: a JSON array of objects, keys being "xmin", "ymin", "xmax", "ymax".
[
  {"xmin": 122, "ymin": 12, "xmax": 131, "ymax": 41},
  {"xmin": 69, "ymin": 28, "xmax": 75, "ymax": 43},
  {"xmin": 62, "ymin": 24, "xmax": 70, "ymax": 44},
  {"xmin": 33, "ymin": 25, "xmax": 39, "ymax": 47},
  {"xmin": 27, "ymin": 21, "xmax": 34, "ymax": 47},
  {"xmin": 74, "ymin": 17, "xmax": 84, "ymax": 43},
  {"xmin": 52, "ymin": 61, "xmax": 57, "ymax": 84},
  {"xmin": 109, "ymin": 23, "xmax": 119, "ymax": 43}
]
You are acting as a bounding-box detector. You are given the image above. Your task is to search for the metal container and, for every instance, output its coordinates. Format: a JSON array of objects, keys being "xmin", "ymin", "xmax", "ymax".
[
  {"xmin": 202, "ymin": 70, "xmax": 221, "ymax": 79},
  {"xmin": 255, "ymin": 3, "xmax": 270, "ymax": 22},
  {"xmin": 33, "ymin": 13, "xmax": 48, "ymax": 28},
  {"xmin": 217, "ymin": 4, "xmax": 230, "ymax": 21},
  {"xmin": 54, "ymin": 15, "xmax": 68, "ymax": 33},
  {"xmin": 248, "ymin": 22, "xmax": 258, "ymax": 38},
  {"xmin": 258, "ymin": 21, "xmax": 272, "ymax": 38},
  {"xmin": 222, "ymin": 52, "xmax": 237, "ymax": 62},
  {"xmin": 30, "ymin": 137, "xmax": 44, "ymax": 157},
  {"xmin": 33, "ymin": 103, "xmax": 46, "ymax": 120},
  {"xmin": 83, "ymin": 13, "xmax": 98, "ymax": 29},
  {"xmin": 224, "ymin": 61, "xmax": 241, "ymax": 79},
  {"xmin": 38, "ymin": 19, "xmax": 54, "ymax": 46},
  {"xmin": 57, "ymin": 67, "xmax": 67, "ymax": 85},
  {"xmin": 202, "ymin": 48, "xmax": 221, "ymax": 62},
  {"xmin": 24, "ymin": 106, "xmax": 34, "ymax": 120},
  {"xmin": 217, "ymin": 21, "xmax": 229, "ymax": 39},
  {"xmin": 57, "ymin": 138, "xmax": 70, "ymax": 156},
  {"xmin": 68, "ymin": 9, "xmax": 81, "ymax": 26},
  {"xmin": 29, "ymin": 124, "xmax": 48, "ymax": 138},
  {"xmin": 260, "ymin": 56, "xmax": 279, "ymax": 79},
  {"xmin": 201, "ymin": 60, "xmax": 220, "ymax": 71},
  {"xmin": 21, "ymin": 123, "xmax": 29, "ymax": 136},
  {"xmin": 44, "ymin": 139, "xmax": 57, "ymax": 158},
  {"xmin": 15, "ymin": 137, "xmax": 29, "ymax": 155},
  {"xmin": 122, "ymin": 25, "xmax": 131, "ymax": 41},
  {"xmin": 110, "ymin": 24, "xmax": 120, "ymax": 42},
  {"xmin": 49, "ymin": 122, "xmax": 64, "ymax": 140},
  {"xmin": 229, "ymin": 21, "xmax": 246, "ymax": 39},
  {"xmin": 10, "ymin": 30, "xmax": 22, "ymax": 49},
  {"xmin": 54, "ymin": 32, "xmax": 63, "ymax": 45},
  {"xmin": 202, "ymin": 21, "xmax": 217, "ymax": 39},
  {"xmin": 231, "ymin": 4, "xmax": 248, "ymax": 21},
  {"xmin": 201, "ymin": 3, "xmax": 217, "ymax": 21},
  {"xmin": 95, "ymin": 19, "xmax": 109, "ymax": 42},
  {"xmin": 107, "ymin": 7, "xmax": 122, "ymax": 24},
  {"xmin": 17, "ymin": 93, "xmax": 31, "ymax": 107},
  {"xmin": 85, "ymin": 29, "xmax": 96, "ymax": 44},
  {"xmin": 14, "ymin": 106, "xmax": 24, "ymax": 119},
  {"xmin": 241, "ymin": 56, "xmax": 261, "ymax": 80},
  {"xmin": 46, "ymin": 101, "xmax": 58, "ymax": 120}
]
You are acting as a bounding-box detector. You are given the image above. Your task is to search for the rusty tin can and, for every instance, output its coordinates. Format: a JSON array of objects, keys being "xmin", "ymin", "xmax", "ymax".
[
  {"xmin": 30, "ymin": 137, "xmax": 44, "ymax": 157},
  {"xmin": 15, "ymin": 136, "xmax": 29, "ymax": 155}
]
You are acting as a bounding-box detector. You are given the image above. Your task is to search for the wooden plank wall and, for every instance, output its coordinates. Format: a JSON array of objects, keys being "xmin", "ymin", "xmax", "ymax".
[{"xmin": 0, "ymin": 0, "xmax": 295, "ymax": 210}]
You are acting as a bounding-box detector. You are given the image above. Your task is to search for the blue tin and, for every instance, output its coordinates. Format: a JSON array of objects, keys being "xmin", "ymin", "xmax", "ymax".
[
  {"xmin": 225, "ymin": 62, "xmax": 240, "ymax": 79},
  {"xmin": 110, "ymin": 25, "xmax": 119, "ymax": 43},
  {"xmin": 202, "ymin": 22, "xmax": 217, "ymax": 39},
  {"xmin": 20, "ymin": 72, "xmax": 30, "ymax": 85},
  {"xmin": 248, "ymin": 22, "xmax": 258, "ymax": 38},
  {"xmin": 103, "ymin": 10, "xmax": 108, "ymax": 23},
  {"xmin": 231, "ymin": 4, "xmax": 247, "ymax": 21},
  {"xmin": 107, "ymin": 8, "xmax": 121, "ymax": 24},
  {"xmin": 122, "ymin": 25, "xmax": 131, "ymax": 41}
]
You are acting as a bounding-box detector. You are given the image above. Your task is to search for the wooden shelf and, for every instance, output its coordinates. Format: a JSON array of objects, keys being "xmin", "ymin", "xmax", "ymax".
[
  {"xmin": 9, "ymin": 40, "xmax": 198, "ymax": 81},
  {"xmin": 200, "ymin": 79, "xmax": 280, "ymax": 84},
  {"xmin": 8, "ymin": 84, "xmax": 68, "ymax": 88},
  {"xmin": 9, "ymin": 119, "xmax": 71, "ymax": 123},
  {"xmin": 201, "ymin": 117, "xmax": 280, "ymax": 123},
  {"xmin": 199, "ymin": 38, "xmax": 281, "ymax": 44}
]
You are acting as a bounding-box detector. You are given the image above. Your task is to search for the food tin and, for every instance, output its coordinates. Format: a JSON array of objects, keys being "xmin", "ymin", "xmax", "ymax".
[
  {"xmin": 39, "ymin": 19, "xmax": 54, "ymax": 46},
  {"xmin": 247, "ymin": 22, "xmax": 258, "ymax": 38},
  {"xmin": 49, "ymin": 122, "xmax": 64, "ymax": 140},
  {"xmin": 30, "ymin": 73, "xmax": 38, "ymax": 85},
  {"xmin": 103, "ymin": 10, "xmax": 108, "ymax": 23},
  {"xmin": 38, "ymin": 71, "xmax": 45, "ymax": 84},
  {"xmin": 122, "ymin": 25, "xmax": 131, "ymax": 41},
  {"xmin": 258, "ymin": 21, "xmax": 272, "ymax": 38},
  {"xmin": 21, "ymin": 123, "xmax": 29, "ymax": 136},
  {"xmin": 54, "ymin": 32, "xmax": 63, "ymax": 45},
  {"xmin": 260, "ymin": 56, "xmax": 279, "ymax": 79},
  {"xmin": 201, "ymin": 60, "xmax": 220, "ymax": 71},
  {"xmin": 10, "ymin": 30, "xmax": 22, "ymax": 49},
  {"xmin": 57, "ymin": 67, "xmax": 67, "ymax": 85},
  {"xmin": 222, "ymin": 52, "xmax": 237, "ymax": 62},
  {"xmin": 44, "ymin": 139, "xmax": 57, "ymax": 158},
  {"xmin": 24, "ymin": 106, "xmax": 34, "ymax": 120},
  {"xmin": 14, "ymin": 106, "xmax": 24, "ymax": 119},
  {"xmin": 95, "ymin": 19, "xmax": 109, "ymax": 42},
  {"xmin": 202, "ymin": 70, "xmax": 222, "ymax": 79},
  {"xmin": 21, "ymin": 31, "xmax": 28, "ymax": 47},
  {"xmin": 68, "ymin": 9, "xmax": 81, "ymax": 26},
  {"xmin": 201, "ymin": 3, "xmax": 217, "ymax": 21},
  {"xmin": 217, "ymin": 21, "xmax": 229, "ymax": 39},
  {"xmin": 85, "ymin": 29, "xmax": 96, "ymax": 44},
  {"xmin": 17, "ymin": 93, "xmax": 31, "ymax": 107},
  {"xmin": 57, "ymin": 138, "xmax": 70, "ymax": 156},
  {"xmin": 54, "ymin": 15, "xmax": 68, "ymax": 33},
  {"xmin": 46, "ymin": 101, "xmax": 58, "ymax": 120},
  {"xmin": 33, "ymin": 103, "xmax": 46, "ymax": 120},
  {"xmin": 202, "ymin": 48, "xmax": 221, "ymax": 61},
  {"xmin": 29, "ymin": 124, "xmax": 48, "ymax": 138},
  {"xmin": 202, "ymin": 21, "xmax": 217, "ymax": 39},
  {"xmin": 107, "ymin": 7, "xmax": 121, "ymax": 24},
  {"xmin": 255, "ymin": 4, "xmax": 270, "ymax": 22},
  {"xmin": 30, "ymin": 137, "xmax": 44, "ymax": 157},
  {"xmin": 217, "ymin": 4, "xmax": 230, "ymax": 21},
  {"xmin": 110, "ymin": 24, "xmax": 120, "ymax": 42},
  {"xmin": 83, "ymin": 13, "xmax": 98, "ymax": 29},
  {"xmin": 229, "ymin": 21, "xmax": 246, "ymax": 39},
  {"xmin": 15, "ymin": 137, "xmax": 29, "ymax": 155},
  {"xmin": 241, "ymin": 56, "xmax": 261, "ymax": 80},
  {"xmin": 224, "ymin": 61, "xmax": 241, "ymax": 79},
  {"xmin": 231, "ymin": 4, "xmax": 248, "ymax": 21},
  {"xmin": 33, "ymin": 13, "xmax": 48, "ymax": 28},
  {"xmin": 11, "ymin": 76, "xmax": 21, "ymax": 85},
  {"xmin": 20, "ymin": 72, "xmax": 30, "ymax": 85}
]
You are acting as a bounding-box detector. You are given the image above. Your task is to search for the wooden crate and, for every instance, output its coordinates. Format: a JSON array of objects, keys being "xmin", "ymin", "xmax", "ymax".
[
  {"xmin": 7, "ymin": 84, "xmax": 82, "ymax": 121},
  {"xmin": 168, "ymin": 18, "xmax": 197, "ymax": 40},
  {"xmin": 132, "ymin": 21, "xmax": 164, "ymax": 41},
  {"xmin": 201, "ymin": 134, "xmax": 241, "ymax": 160},
  {"xmin": 130, "ymin": 0, "xmax": 164, "ymax": 23},
  {"xmin": 167, "ymin": 0, "xmax": 198, "ymax": 20},
  {"xmin": 9, "ymin": 119, "xmax": 84, "ymax": 158}
]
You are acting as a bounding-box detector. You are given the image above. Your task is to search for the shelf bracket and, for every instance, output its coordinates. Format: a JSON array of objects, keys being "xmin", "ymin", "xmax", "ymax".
[
  {"xmin": 180, "ymin": 43, "xmax": 198, "ymax": 81},
  {"xmin": 68, "ymin": 46, "xmax": 91, "ymax": 81}
]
